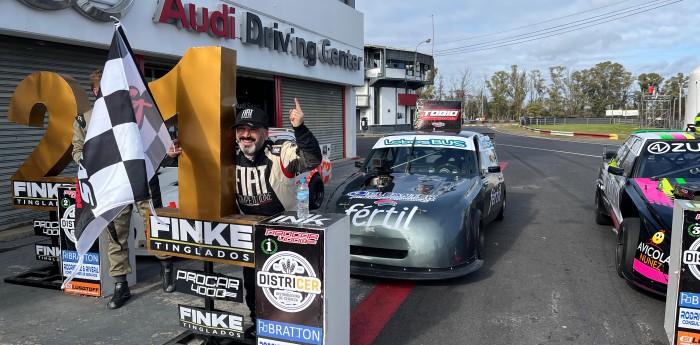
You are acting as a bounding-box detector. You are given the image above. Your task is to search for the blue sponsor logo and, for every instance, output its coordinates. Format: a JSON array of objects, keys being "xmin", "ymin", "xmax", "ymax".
[
  {"xmin": 61, "ymin": 250, "xmax": 100, "ymax": 264},
  {"xmin": 257, "ymin": 319, "xmax": 322, "ymax": 345},
  {"xmin": 680, "ymin": 292, "xmax": 700, "ymax": 309}
]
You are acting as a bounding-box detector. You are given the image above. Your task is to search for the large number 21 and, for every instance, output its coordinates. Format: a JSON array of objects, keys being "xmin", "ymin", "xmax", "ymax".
[{"xmin": 9, "ymin": 46, "xmax": 238, "ymax": 221}]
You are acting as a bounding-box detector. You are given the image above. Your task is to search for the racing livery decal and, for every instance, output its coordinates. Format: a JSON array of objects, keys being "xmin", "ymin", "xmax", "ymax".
[
  {"xmin": 347, "ymin": 191, "xmax": 435, "ymax": 203},
  {"xmin": 634, "ymin": 178, "xmax": 674, "ymax": 207},
  {"xmin": 634, "ymin": 234, "xmax": 670, "ymax": 283}
]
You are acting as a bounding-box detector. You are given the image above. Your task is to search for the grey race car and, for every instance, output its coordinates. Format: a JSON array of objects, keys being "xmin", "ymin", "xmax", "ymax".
[{"xmin": 324, "ymin": 130, "xmax": 506, "ymax": 279}]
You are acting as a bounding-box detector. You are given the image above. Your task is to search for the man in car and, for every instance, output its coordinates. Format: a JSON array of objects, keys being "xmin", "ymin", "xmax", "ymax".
[{"xmin": 232, "ymin": 99, "xmax": 322, "ymax": 338}]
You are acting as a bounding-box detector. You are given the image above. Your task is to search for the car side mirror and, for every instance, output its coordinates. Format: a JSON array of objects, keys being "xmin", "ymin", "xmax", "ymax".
[
  {"xmin": 488, "ymin": 166, "xmax": 501, "ymax": 173},
  {"xmin": 608, "ymin": 165, "xmax": 624, "ymax": 176},
  {"xmin": 354, "ymin": 160, "xmax": 364, "ymax": 168},
  {"xmin": 604, "ymin": 152, "xmax": 615, "ymax": 160}
]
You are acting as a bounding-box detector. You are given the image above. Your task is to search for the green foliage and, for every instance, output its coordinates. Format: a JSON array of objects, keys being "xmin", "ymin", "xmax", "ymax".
[{"xmin": 439, "ymin": 61, "xmax": 685, "ymax": 121}]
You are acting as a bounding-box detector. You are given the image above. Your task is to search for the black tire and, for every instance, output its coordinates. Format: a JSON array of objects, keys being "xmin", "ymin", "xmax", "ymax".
[
  {"xmin": 308, "ymin": 175, "xmax": 324, "ymax": 210},
  {"xmin": 595, "ymin": 190, "xmax": 612, "ymax": 225},
  {"xmin": 616, "ymin": 218, "xmax": 640, "ymax": 279},
  {"xmin": 495, "ymin": 191, "xmax": 506, "ymax": 221}
]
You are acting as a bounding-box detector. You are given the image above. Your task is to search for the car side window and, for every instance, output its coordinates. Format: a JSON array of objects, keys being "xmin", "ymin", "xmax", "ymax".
[
  {"xmin": 613, "ymin": 143, "xmax": 630, "ymax": 164},
  {"xmin": 477, "ymin": 136, "xmax": 499, "ymax": 175},
  {"xmin": 618, "ymin": 149, "xmax": 637, "ymax": 175}
]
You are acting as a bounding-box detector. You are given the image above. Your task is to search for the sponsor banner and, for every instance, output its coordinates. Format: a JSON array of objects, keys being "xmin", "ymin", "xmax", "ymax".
[
  {"xmin": 257, "ymin": 251, "xmax": 322, "ymax": 313},
  {"xmin": 148, "ymin": 215, "xmax": 254, "ymax": 266},
  {"xmin": 58, "ymin": 185, "xmax": 102, "ymax": 296},
  {"xmin": 257, "ymin": 337, "xmax": 299, "ymax": 345},
  {"xmin": 344, "ymin": 203, "xmax": 419, "ymax": 231},
  {"xmin": 373, "ymin": 136, "xmax": 473, "ymax": 151},
  {"xmin": 346, "ymin": 191, "xmax": 435, "ymax": 203},
  {"xmin": 675, "ymin": 209, "xmax": 700, "ymax": 336},
  {"xmin": 678, "ymin": 330, "xmax": 700, "ymax": 345},
  {"xmin": 681, "ymin": 292, "xmax": 700, "ymax": 309},
  {"xmin": 178, "ymin": 304, "xmax": 244, "ymax": 339},
  {"xmin": 35, "ymin": 243, "xmax": 60, "ymax": 262},
  {"xmin": 256, "ymin": 212, "xmax": 329, "ymax": 340},
  {"xmin": 174, "ymin": 269, "xmax": 242, "ymax": 302},
  {"xmin": 257, "ymin": 319, "xmax": 322, "ymax": 345},
  {"xmin": 647, "ymin": 141, "xmax": 700, "ymax": 155},
  {"xmin": 679, "ymin": 307, "xmax": 700, "ymax": 331},
  {"xmin": 264, "ymin": 229, "xmax": 319, "ymax": 245},
  {"xmin": 12, "ymin": 180, "xmax": 63, "ymax": 210},
  {"xmin": 264, "ymin": 213, "xmax": 345, "ymax": 229},
  {"xmin": 33, "ymin": 220, "xmax": 60, "ymax": 237},
  {"xmin": 64, "ymin": 280, "xmax": 101, "ymax": 297},
  {"xmin": 414, "ymin": 100, "xmax": 463, "ymax": 132}
]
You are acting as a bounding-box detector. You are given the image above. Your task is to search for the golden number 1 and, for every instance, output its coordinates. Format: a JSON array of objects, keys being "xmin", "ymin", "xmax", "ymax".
[{"xmin": 149, "ymin": 46, "xmax": 238, "ymax": 220}]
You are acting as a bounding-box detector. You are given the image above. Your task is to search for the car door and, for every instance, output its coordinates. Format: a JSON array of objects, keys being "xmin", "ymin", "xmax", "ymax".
[
  {"xmin": 602, "ymin": 137, "xmax": 640, "ymax": 226},
  {"xmin": 477, "ymin": 135, "xmax": 504, "ymax": 223}
]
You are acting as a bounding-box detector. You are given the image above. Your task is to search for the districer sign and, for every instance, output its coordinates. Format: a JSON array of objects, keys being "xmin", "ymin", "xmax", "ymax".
[
  {"xmin": 255, "ymin": 211, "xmax": 349, "ymax": 345},
  {"xmin": 58, "ymin": 185, "xmax": 102, "ymax": 297},
  {"xmin": 666, "ymin": 200, "xmax": 700, "ymax": 344}
]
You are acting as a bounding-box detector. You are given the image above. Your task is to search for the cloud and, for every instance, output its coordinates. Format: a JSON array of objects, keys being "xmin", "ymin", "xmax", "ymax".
[{"xmin": 356, "ymin": 0, "xmax": 700, "ymax": 82}]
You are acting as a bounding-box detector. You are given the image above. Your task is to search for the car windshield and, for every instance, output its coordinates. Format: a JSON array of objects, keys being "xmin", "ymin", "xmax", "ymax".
[
  {"xmin": 637, "ymin": 143, "xmax": 700, "ymax": 179},
  {"xmin": 361, "ymin": 146, "xmax": 478, "ymax": 176}
]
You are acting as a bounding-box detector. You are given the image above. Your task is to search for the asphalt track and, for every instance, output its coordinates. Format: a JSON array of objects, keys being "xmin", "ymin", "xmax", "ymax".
[{"xmin": 0, "ymin": 127, "xmax": 672, "ymax": 344}]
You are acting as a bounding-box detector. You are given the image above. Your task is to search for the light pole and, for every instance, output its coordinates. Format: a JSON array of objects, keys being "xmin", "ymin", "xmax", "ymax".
[
  {"xmin": 407, "ymin": 38, "xmax": 430, "ymax": 129},
  {"xmin": 414, "ymin": 38, "xmax": 431, "ymax": 81}
]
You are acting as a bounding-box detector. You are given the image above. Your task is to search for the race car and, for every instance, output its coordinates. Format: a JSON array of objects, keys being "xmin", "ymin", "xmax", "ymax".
[
  {"xmin": 595, "ymin": 130, "xmax": 700, "ymax": 295},
  {"xmin": 324, "ymin": 130, "xmax": 506, "ymax": 279}
]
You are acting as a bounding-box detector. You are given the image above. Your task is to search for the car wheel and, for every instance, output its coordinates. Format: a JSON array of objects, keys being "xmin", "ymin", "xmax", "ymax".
[
  {"xmin": 595, "ymin": 190, "xmax": 612, "ymax": 225},
  {"xmin": 616, "ymin": 218, "xmax": 640, "ymax": 279},
  {"xmin": 308, "ymin": 175, "xmax": 324, "ymax": 210},
  {"xmin": 495, "ymin": 190, "xmax": 506, "ymax": 221}
]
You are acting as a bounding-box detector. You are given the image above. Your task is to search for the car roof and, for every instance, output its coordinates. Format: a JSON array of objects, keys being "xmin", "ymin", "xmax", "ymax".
[
  {"xmin": 385, "ymin": 130, "xmax": 482, "ymax": 139},
  {"xmin": 631, "ymin": 130, "xmax": 700, "ymax": 141}
]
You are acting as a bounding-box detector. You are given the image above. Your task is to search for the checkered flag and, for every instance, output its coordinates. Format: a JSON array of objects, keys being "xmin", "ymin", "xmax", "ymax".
[{"xmin": 62, "ymin": 23, "xmax": 172, "ymax": 287}]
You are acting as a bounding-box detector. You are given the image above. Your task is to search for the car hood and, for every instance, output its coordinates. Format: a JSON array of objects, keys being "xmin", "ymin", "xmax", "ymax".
[
  {"xmin": 326, "ymin": 172, "xmax": 479, "ymax": 231},
  {"xmin": 632, "ymin": 177, "xmax": 700, "ymax": 226}
]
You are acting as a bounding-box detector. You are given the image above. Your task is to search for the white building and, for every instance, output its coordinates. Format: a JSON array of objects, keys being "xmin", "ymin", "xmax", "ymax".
[
  {"xmin": 355, "ymin": 44, "xmax": 434, "ymax": 132},
  {"xmin": 0, "ymin": 0, "xmax": 363, "ymax": 230}
]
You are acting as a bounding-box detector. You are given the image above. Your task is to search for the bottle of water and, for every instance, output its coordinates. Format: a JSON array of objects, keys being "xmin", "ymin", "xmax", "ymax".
[{"xmin": 297, "ymin": 178, "xmax": 309, "ymax": 220}]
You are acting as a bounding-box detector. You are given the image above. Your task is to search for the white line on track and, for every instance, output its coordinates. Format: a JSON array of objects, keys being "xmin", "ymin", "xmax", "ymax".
[
  {"xmin": 498, "ymin": 143, "xmax": 600, "ymax": 158},
  {"xmin": 491, "ymin": 127, "xmax": 620, "ymax": 146}
]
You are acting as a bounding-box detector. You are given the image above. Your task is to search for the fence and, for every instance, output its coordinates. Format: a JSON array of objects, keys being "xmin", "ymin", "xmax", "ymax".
[{"xmin": 520, "ymin": 117, "xmax": 686, "ymax": 130}]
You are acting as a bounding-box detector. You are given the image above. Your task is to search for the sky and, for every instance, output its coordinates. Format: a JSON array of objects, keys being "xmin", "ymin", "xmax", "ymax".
[{"xmin": 355, "ymin": 0, "xmax": 700, "ymax": 87}]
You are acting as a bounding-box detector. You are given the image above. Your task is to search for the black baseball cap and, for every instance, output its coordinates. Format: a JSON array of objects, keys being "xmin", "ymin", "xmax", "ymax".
[{"xmin": 232, "ymin": 107, "xmax": 268, "ymax": 129}]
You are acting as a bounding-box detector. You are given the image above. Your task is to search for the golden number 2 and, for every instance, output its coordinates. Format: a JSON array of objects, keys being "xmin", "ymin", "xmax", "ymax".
[{"xmin": 8, "ymin": 72, "xmax": 90, "ymax": 210}]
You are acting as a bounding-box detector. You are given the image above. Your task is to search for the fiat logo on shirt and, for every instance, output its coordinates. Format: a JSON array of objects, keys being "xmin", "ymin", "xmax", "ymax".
[{"xmin": 17, "ymin": 0, "xmax": 134, "ymax": 22}]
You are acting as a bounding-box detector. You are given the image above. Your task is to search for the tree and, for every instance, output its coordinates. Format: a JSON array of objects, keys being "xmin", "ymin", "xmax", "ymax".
[
  {"xmin": 586, "ymin": 61, "xmax": 633, "ymax": 116},
  {"xmin": 486, "ymin": 71, "xmax": 509, "ymax": 119},
  {"xmin": 525, "ymin": 99, "xmax": 545, "ymax": 117},
  {"xmin": 547, "ymin": 66, "xmax": 568, "ymax": 117},
  {"xmin": 662, "ymin": 72, "xmax": 688, "ymax": 96},
  {"xmin": 509, "ymin": 65, "xmax": 527, "ymax": 119},
  {"xmin": 637, "ymin": 72, "xmax": 665, "ymax": 94},
  {"xmin": 528, "ymin": 69, "xmax": 546, "ymax": 102},
  {"xmin": 416, "ymin": 67, "xmax": 438, "ymax": 100}
]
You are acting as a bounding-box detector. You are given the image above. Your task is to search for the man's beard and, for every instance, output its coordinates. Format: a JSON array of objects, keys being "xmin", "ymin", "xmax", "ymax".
[{"xmin": 238, "ymin": 137, "xmax": 264, "ymax": 158}]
